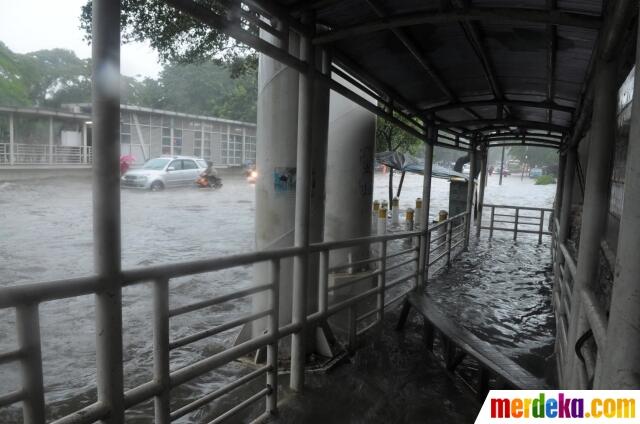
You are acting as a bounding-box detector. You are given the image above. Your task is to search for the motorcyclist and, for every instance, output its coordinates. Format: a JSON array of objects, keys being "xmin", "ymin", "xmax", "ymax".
[{"xmin": 202, "ymin": 161, "xmax": 221, "ymax": 187}]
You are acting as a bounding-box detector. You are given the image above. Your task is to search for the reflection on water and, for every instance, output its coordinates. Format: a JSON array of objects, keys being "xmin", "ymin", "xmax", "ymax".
[{"xmin": 0, "ymin": 171, "xmax": 557, "ymax": 422}]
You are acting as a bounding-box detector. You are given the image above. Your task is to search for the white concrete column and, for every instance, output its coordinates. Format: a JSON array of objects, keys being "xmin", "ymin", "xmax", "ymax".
[
  {"xmin": 227, "ymin": 124, "xmax": 232, "ymax": 165},
  {"xmin": 565, "ymin": 58, "xmax": 617, "ymax": 388},
  {"xmin": 49, "ymin": 117, "xmax": 54, "ymax": 164},
  {"xmin": 9, "ymin": 112, "xmax": 15, "ymax": 165},
  {"xmin": 597, "ymin": 37, "xmax": 640, "ymax": 389}
]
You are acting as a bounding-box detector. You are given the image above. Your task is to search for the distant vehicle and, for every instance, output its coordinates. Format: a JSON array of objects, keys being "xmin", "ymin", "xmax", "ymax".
[
  {"xmin": 529, "ymin": 167, "xmax": 543, "ymax": 178},
  {"xmin": 462, "ymin": 163, "xmax": 470, "ymax": 175},
  {"xmin": 121, "ymin": 156, "xmax": 207, "ymax": 191},
  {"xmin": 501, "ymin": 168, "xmax": 511, "ymax": 177}
]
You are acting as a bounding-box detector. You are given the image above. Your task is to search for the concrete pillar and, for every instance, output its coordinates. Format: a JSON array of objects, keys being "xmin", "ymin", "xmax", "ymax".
[
  {"xmin": 49, "ymin": 117, "xmax": 54, "ymax": 164},
  {"xmin": 9, "ymin": 112, "xmax": 14, "ymax": 165},
  {"xmin": 324, "ymin": 74, "xmax": 376, "ymax": 267},
  {"xmin": 554, "ymin": 151, "xmax": 567, "ymax": 222},
  {"xmin": 557, "ymin": 147, "xmax": 576, "ymax": 243},
  {"xmin": 91, "ymin": 0, "xmax": 124, "ymax": 420},
  {"xmin": 464, "ymin": 144, "xmax": 476, "ymax": 248},
  {"xmin": 565, "ymin": 59, "xmax": 617, "ymax": 388},
  {"xmin": 476, "ymin": 146, "xmax": 487, "ymax": 236},
  {"xmin": 290, "ymin": 21, "xmax": 315, "ymax": 392},
  {"xmin": 417, "ymin": 123, "xmax": 435, "ymax": 286},
  {"xmin": 597, "ymin": 35, "xmax": 640, "ymax": 389},
  {"xmin": 252, "ymin": 26, "xmax": 300, "ymax": 341}
]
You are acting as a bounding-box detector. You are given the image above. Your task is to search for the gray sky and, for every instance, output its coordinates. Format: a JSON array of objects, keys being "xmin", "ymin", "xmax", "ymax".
[{"xmin": 0, "ymin": 0, "xmax": 163, "ymax": 79}]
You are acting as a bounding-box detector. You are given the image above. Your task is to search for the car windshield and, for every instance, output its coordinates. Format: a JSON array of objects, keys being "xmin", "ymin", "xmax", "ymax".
[{"xmin": 143, "ymin": 158, "xmax": 170, "ymax": 170}]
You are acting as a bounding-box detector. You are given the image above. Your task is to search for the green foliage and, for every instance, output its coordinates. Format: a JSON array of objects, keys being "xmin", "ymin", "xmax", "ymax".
[
  {"xmin": 80, "ymin": 0, "xmax": 256, "ymax": 71},
  {"xmin": 509, "ymin": 146, "xmax": 558, "ymax": 168},
  {"xmin": 0, "ymin": 43, "xmax": 257, "ymax": 122},
  {"xmin": 375, "ymin": 116, "xmax": 422, "ymax": 154},
  {"xmin": 535, "ymin": 175, "xmax": 556, "ymax": 185}
]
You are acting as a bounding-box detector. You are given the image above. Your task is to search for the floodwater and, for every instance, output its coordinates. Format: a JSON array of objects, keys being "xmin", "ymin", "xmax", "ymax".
[{"xmin": 0, "ymin": 171, "xmax": 556, "ymax": 422}]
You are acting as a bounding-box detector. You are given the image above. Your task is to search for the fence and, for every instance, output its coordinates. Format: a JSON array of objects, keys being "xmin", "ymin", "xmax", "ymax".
[
  {"xmin": 0, "ymin": 212, "xmax": 468, "ymax": 424},
  {"xmin": 480, "ymin": 204, "xmax": 553, "ymax": 243},
  {"xmin": 551, "ymin": 219, "xmax": 608, "ymax": 388},
  {"xmin": 0, "ymin": 143, "xmax": 92, "ymax": 165}
]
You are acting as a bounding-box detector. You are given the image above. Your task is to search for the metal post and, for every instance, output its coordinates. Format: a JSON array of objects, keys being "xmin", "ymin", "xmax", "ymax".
[
  {"xmin": 290, "ymin": 18, "xmax": 315, "ymax": 392},
  {"xmin": 267, "ymin": 259, "xmax": 280, "ymax": 414},
  {"xmin": 476, "ymin": 146, "xmax": 487, "ymax": 236},
  {"xmin": 242, "ymin": 127, "xmax": 247, "ymax": 164},
  {"xmin": 49, "ymin": 117, "xmax": 54, "ymax": 164},
  {"xmin": 489, "ymin": 206, "xmax": 495, "ymax": 238},
  {"xmin": 514, "ymin": 208, "xmax": 519, "ymax": 240},
  {"xmin": 499, "ymin": 145, "xmax": 505, "ymax": 185},
  {"xmin": 83, "ymin": 123, "xmax": 88, "ymax": 164},
  {"xmin": 16, "ymin": 304, "xmax": 45, "ymax": 424},
  {"xmin": 423, "ymin": 230, "xmax": 431, "ymax": 282},
  {"xmin": 554, "ymin": 152, "xmax": 567, "ymax": 222},
  {"xmin": 153, "ymin": 278, "xmax": 170, "ymax": 424},
  {"xmin": 318, "ymin": 250, "xmax": 329, "ymax": 315},
  {"xmin": 597, "ymin": 29, "xmax": 640, "ymax": 388},
  {"xmin": 418, "ymin": 123, "xmax": 435, "ymax": 287},
  {"xmin": 464, "ymin": 143, "xmax": 476, "ymax": 249},
  {"xmin": 9, "ymin": 112, "xmax": 14, "ymax": 165},
  {"xmin": 92, "ymin": 0, "xmax": 124, "ymax": 420},
  {"xmin": 538, "ymin": 210, "xmax": 544, "ymax": 244},
  {"xmin": 446, "ymin": 221, "xmax": 453, "ymax": 266},
  {"xmin": 378, "ymin": 240, "xmax": 387, "ymax": 324},
  {"xmin": 565, "ymin": 58, "xmax": 617, "ymax": 388}
]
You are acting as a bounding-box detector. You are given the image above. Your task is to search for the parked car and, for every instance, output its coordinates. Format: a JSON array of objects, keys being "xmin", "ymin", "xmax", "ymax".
[
  {"xmin": 121, "ymin": 156, "xmax": 208, "ymax": 191},
  {"xmin": 529, "ymin": 167, "xmax": 543, "ymax": 178}
]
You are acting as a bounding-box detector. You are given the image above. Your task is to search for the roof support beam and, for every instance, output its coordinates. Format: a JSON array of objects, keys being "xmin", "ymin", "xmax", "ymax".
[
  {"xmin": 363, "ymin": 0, "xmax": 482, "ymax": 120},
  {"xmin": 313, "ymin": 8, "xmax": 602, "ymax": 45},
  {"xmin": 424, "ymin": 99, "xmax": 574, "ymax": 114},
  {"xmin": 440, "ymin": 119, "xmax": 569, "ymax": 132},
  {"xmin": 546, "ymin": 0, "xmax": 557, "ymax": 127}
]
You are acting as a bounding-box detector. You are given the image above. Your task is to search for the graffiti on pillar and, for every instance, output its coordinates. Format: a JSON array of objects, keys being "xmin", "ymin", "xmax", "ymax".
[{"xmin": 274, "ymin": 167, "xmax": 296, "ymax": 193}]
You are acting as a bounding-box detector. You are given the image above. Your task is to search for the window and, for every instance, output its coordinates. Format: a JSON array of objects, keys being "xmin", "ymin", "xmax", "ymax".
[
  {"xmin": 168, "ymin": 160, "xmax": 183, "ymax": 170},
  {"xmin": 194, "ymin": 130, "xmax": 202, "ymax": 158},
  {"xmin": 162, "ymin": 127, "xmax": 171, "ymax": 155},
  {"xmin": 120, "ymin": 113, "xmax": 131, "ymax": 144},
  {"xmin": 182, "ymin": 160, "xmax": 198, "ymax": 170},
  {"xmin": 173, "ymin": 129, "xmax": 183, "ymax": 155}
]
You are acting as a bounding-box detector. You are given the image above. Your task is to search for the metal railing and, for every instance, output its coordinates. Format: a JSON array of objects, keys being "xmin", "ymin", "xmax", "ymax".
[
  {"xmin": 0, "ymin": 212, "xmax": 469, "ymax": 424},
  {"xmin": 480, "ymin": 204, "xmax": 553, "ymax": 243},
  {"xmin": 0, "ymin": 143, "xmax": 92, "ymax": 165},
  {"xmin": 551, "ymin": 218, "xmax": 608, "ymax": 388}
]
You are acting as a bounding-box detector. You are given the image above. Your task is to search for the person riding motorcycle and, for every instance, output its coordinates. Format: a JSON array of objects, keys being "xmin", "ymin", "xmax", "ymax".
[{"xmin": 199, "ymin": 161, "xmax": 222, "ymax": 188}]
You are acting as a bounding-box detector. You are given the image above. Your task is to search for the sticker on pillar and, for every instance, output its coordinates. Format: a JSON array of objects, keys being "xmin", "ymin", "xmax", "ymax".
[{"xmin": 274, "ymin": 167, "xmax": 296, "ymax": 193}]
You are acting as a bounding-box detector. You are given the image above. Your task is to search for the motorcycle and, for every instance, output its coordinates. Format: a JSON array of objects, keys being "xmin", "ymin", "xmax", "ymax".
[{"xmin": 196, "ymin": 174, "xmax": 223, "ymax": 189}]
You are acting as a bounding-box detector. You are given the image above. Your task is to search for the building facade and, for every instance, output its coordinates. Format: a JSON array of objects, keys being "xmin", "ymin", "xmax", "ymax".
[{"xmin": 0, "ymin": 104, "xmax": 256, "ymax": 168}]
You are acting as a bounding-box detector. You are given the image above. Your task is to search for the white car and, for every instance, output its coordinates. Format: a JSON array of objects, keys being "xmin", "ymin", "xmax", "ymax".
[{"xmin": 121, "ymin": 156, "xmax": 208, "ymax": 191}]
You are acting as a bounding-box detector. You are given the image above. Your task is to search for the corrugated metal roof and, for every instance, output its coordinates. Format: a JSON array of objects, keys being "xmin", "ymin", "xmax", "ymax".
[{"xmin": 279, "ymin": 0, "xmax": 605, "ymax": 144}]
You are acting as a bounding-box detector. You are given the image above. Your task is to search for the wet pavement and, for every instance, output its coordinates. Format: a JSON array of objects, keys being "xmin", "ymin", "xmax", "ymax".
[{"xmin": 0, "ymin": 171, "xmax": 556, "ymax": 422}]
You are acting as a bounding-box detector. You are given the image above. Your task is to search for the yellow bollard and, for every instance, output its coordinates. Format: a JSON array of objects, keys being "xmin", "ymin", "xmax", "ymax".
[
  {"xmin": 391, "ymin": 197, "xmax": 400, "ymax": 225},
  {"xmin": 438, "ymin": 210, "xmax": 448, "ymax": 222},
  {"xmin": 377, "ymin": 207, "xmax": 388, "ymax": 235},
  {"xmin": 405, "ymin": 208, "xmax": 415, "ymax": 231},
  {"xmin": 372, "ymin": 200, "xmax": 380, "ymax": 234}
]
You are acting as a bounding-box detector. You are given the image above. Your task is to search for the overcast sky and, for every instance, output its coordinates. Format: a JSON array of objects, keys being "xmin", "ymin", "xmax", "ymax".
[{"xmin": 0, "ymin": 0, "xmax": 163, "ymax": 79}]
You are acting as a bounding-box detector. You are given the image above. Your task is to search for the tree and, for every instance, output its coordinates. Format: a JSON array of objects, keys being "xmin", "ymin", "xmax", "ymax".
[
  {"xmin": 80, "ymin": 0, "xmax": 256, "ymax": 74},
  {"xmin": 375, "ymin": 116, "xmax": 422, "ymax": 208}
]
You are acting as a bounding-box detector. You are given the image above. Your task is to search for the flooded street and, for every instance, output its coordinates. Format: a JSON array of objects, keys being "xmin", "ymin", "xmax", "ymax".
[{"xmin": 0, "ymin": 171, "xmax": 556, "ymax": 422}]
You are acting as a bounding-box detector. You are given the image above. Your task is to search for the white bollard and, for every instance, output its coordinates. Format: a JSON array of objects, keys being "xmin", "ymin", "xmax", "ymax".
[
  {"xmin": 377, "ymin": 207, "xmax": 387, "ymax": 235},
  {"xmin": 415, "ymin": 198, "xmax": 423, "ymax": 228},
  {"xmin": 391, "ymin": 197, "xmax": 400, "ymax": 225},
  {"xmin": 372, "ymin": 200, "xmax": 380, "ymax": 234}
]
